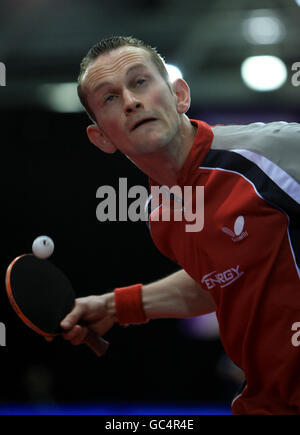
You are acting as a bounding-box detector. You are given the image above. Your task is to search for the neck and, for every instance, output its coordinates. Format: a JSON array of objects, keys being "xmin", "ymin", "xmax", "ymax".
[{"xmin": 130, "ymin": 116, "xmax": 197, "ymax": 187}]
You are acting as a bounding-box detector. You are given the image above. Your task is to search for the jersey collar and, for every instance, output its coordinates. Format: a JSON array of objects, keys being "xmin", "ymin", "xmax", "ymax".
[{"xmin": 176, "ymin": 119, "xmax": 214, "ymax": 187}]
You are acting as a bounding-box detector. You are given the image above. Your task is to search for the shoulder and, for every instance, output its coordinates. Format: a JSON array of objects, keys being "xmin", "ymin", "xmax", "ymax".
[
  {"xmin": 211, "ymin": 121, "xmax": 300, "ymax": 150},
  {"xmin": 210, "ymin": 122, "xmax": 300, "ymax": 182}
]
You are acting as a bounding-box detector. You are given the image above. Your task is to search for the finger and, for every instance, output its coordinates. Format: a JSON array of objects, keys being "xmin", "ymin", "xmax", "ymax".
[
  {"xmin": 60, "ymin": 301, "xmax": 86, "ymax": 330},
  {"xmin": 89, "ymin": 315, "xmax": 116, "ymax": 336},
  {"xmin": 44, "ymin": 336, "xmax": 54, "ymax": 342},
  {"xmin": 62, "ymin": 324, "xmax": 84, "ymax": 341},
  {"xmin": 71, "ymin": 326, "xmax": 88, "ymax": 346}
]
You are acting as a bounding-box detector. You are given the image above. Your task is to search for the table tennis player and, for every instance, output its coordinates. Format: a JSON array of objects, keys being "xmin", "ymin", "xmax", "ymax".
[{"xmin": 56, "ymin": 36, "xmax": 300, "ymax": 415}]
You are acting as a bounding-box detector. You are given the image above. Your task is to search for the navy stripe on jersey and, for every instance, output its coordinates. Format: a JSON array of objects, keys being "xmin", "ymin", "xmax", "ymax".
[{"xmin": 200, "ymin": 149, "xmax": 300, "ymax": 275}]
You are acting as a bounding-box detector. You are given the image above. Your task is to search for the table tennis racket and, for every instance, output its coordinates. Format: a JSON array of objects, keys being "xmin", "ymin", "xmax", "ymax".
[{"xmin": 5, "ymin": 254, "xmax": 109, "ymax": 358}]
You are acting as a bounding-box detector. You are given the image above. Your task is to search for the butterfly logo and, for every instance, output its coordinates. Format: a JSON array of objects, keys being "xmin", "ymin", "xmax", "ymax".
[{"xmin": 222, "ymin": 216, "xmax": 248, "ymax": 242}]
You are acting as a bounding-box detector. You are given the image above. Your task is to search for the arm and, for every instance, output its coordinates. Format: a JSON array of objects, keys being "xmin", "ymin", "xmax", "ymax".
[
  {"xmin": 141, "ymin": 269, "xmax": 216, "ymax": 319},
  {"xmin": 59, "ymin": 269, "xmax": 216, "ymax": 345}
]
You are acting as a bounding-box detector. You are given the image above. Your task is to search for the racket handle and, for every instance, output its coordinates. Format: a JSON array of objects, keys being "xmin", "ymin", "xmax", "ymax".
[{"xmin": 83, "ymin": 330, "xmax": 110, "ymax": 358}]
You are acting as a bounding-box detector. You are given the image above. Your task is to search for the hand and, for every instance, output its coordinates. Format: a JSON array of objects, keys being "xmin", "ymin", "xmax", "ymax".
[{"xmin": 46, "ymin": 294, "xmax": 116, "ymax": 346}]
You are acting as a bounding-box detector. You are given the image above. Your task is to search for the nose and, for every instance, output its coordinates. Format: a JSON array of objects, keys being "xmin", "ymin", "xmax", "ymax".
[{"xmin": 123, "ymin": 89, "xmax": 143, "ymax": 115}]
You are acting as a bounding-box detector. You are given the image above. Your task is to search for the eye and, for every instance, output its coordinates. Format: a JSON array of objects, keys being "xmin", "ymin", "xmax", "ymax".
[
  {"xmin": 135, "ymin": 78, "xmax": 146, "ymax": 87},
  {"xmin": 104, "ymin": 95, "xmax": 116, "ymax": 104}
]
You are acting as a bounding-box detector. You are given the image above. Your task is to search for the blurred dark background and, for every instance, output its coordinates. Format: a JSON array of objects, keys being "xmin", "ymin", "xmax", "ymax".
[{"xmin": 0, "ymin": 0, "xmax": 299, "ymax": 412}]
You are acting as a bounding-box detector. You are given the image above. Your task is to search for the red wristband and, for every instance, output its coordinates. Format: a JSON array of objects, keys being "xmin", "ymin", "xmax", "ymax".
[{"xmin": 114, "ymin": 284, "xmax": 148, "ymax": 325}]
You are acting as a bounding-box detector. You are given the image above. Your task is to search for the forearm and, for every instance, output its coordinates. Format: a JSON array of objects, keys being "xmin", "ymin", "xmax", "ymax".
[
  {"xmin": 105, "ymin": 269, "xmax": 216, "ymax": 321},
  {"xmin": 142, "ymin": 269, "xmax": 216, "ymax": 319}
]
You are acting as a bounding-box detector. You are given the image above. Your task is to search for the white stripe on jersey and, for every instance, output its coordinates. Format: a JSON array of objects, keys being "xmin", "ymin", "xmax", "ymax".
[{"xmin": 231, "ymin": 149, "xmax": 300, "ymax": 205}]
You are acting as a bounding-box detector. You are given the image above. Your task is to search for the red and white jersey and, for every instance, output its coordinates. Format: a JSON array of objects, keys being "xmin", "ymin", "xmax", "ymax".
[{"xmin": 147, "ymin": 119, "xmax": 300, "ymax": 414}]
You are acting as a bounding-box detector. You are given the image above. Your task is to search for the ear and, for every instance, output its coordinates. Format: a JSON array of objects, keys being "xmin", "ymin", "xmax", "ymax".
[
  {"xmin": 86, "ymin": 124, "xmax": 117, "ymax": 154},
  {"xmin": 172, "ymin": 78, "xmax": 191, "ymax": 115}
]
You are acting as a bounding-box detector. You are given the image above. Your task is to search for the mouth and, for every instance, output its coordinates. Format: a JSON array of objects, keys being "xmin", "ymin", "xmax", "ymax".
[{"xmin": 131, "ymin": 118, "xmax": 157, "ymax": 131}]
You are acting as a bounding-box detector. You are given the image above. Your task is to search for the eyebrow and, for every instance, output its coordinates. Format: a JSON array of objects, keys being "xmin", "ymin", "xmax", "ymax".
[{"xmin": 91, "ymin": 63, "xmax": 147, "ymax": 94}]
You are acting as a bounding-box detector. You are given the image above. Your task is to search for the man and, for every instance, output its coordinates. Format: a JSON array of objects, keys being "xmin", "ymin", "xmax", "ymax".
[{"xmin": 57, "ymin": 36, "xmax": 300, "ymax": 414}]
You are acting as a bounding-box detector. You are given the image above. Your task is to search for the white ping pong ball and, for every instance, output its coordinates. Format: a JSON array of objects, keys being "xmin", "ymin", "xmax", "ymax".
[{"xmin": 32, "ymin": 236, "xmax": 54, "ymax": 259}]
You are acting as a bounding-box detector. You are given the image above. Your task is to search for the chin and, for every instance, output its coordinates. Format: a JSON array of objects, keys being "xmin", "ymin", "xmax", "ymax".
[
  {"xmin": 136, "ymin": 140, "xmax": 168, "ymax": 155},
  {"xmin": 144, "ymin": 131, "xmax": 172, "ymax": 152}
]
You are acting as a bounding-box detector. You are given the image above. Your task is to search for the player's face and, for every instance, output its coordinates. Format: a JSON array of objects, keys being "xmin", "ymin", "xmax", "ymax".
[{"xmin": 82, "ymin": 46, "xmax": 185, "ymax": 158}]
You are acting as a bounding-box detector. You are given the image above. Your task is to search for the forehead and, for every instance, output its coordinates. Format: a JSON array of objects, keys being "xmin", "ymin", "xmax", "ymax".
[{"xmin": 82, "ymin": 46, "xmax": 156, "ymax": 92}]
